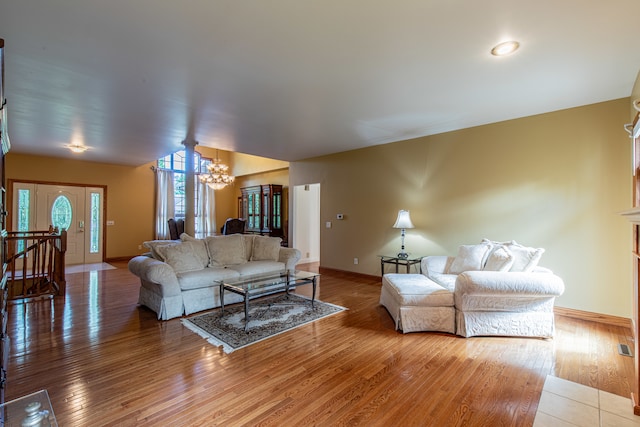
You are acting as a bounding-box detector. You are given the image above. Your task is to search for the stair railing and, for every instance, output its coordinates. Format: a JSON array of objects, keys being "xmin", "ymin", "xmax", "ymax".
[{"xmin": 5, "ymin": 228, "xmax": 66, "ymax": 300}]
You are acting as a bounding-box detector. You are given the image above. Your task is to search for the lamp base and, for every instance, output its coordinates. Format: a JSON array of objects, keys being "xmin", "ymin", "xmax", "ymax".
[{"xmin": 397, "ymin": 252, "xmax": 409, "ymax": 259}]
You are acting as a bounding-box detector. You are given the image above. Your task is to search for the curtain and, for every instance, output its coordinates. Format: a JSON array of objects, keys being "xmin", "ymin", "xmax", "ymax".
[
  {"xmin": 155, "ymin": 169, "xmax": 175, "ymax": 240},
  {"xmin": 196, "ymin": 179, "xmax": 217, "ymax": 238}
]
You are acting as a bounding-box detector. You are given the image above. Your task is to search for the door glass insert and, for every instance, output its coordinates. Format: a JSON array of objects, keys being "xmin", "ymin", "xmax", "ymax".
[{"xmin": 51, "ymin": 195, "xmax": 72, "ymax": 231}]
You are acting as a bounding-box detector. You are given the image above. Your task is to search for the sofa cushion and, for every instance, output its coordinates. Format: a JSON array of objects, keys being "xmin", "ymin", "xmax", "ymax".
[
  {"xmin": 481, "ymin": 238, "xmax": 545, "ymax": 273},
  {"xmin": 251, "ymin": 236, "xmax": 282, "ymax": 261},
  {"xmin": 448, "ymin": 242, "xmax": 492, "ymax": 274},
  {"xmin": 206, "ymin": 234, "xmax": 247, "ymax": 266},
  {"xmin": 178, "ymin": 267, "xmax": 240, "ymax": 291},
  {"xmin": 482, "ymin": 238, "xmax": 516, "ymax": 246},
  {"xmin": 483, "ymin": 246, "xmax": 514, "ymax": 272},
  {"xmin": 508, "ymin": 243, "xmax": 545, "ymax": 272},
  {"xmin": 427, "ymin": 272, "xmax": 457, "ymax": 292},
  {"xmin": 242, "ymin": 235, "xmax": 256, "ymax": 260},
  {"xmin": 382, "ymin": 274, "xmax": 453, "ymax": 307},
  {"xmin": 227, "ymin": 261, "xmax": 286, "ymax": 276},
  {"xmin": 179, "ymin": 233, "xmax": 210, "ymax": 267},
  {"xmin": 143, "ymin": 240, "xmax": 176, "ymax": 260},
  {"xmin": 155, "ymin": 242, "xmax": 206, "ymax": 273}
]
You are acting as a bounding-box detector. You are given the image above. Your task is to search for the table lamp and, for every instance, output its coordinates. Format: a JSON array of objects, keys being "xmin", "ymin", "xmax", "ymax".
[{"xmin": 393, "ymin": 210, "xmax": 414, "ymax": 259}]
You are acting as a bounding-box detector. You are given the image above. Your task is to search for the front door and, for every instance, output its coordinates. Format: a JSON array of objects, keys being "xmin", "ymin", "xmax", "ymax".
[{"xmin": 12, "ymin": 183, "xmax": 104, "ymax": 265}]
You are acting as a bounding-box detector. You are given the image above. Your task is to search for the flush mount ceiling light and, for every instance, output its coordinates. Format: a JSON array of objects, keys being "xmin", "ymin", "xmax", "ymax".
[
  {"xmin": 66, "ymin": 143, "xmax": 88, "ymax": 153},
  {"xmin": 491, "ymin": 40, "xmax": 520, "ymax": 57}
]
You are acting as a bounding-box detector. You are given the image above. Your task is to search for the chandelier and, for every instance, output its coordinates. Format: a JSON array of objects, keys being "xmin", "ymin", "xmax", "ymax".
[{"xmin": 199, "ymin": 150, "xmax": 235, "ymax": 190}]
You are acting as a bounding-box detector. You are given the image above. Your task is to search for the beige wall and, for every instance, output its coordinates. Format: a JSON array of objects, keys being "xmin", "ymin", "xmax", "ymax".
[
  {"xmin": 3, "ymin": 147, "xmax": 280, "ymax": 259},
  {"xmin": 6, "ymin": 98, "xmax": 631, "ymax": 318},
  {"xmin": 630, "ymin": 70, "xmax": 640, "ymax": 118},
  {"xmin": 234, "ymin": 168, "xmax": 289, "ymax": 189},
  {"xmin": 230, "ymin": 152, "xmax": 289, "ymax": 177},
  {"xmin": 290, "ymin": 98, "xmax": 632, "ymax": 318},
  {"xmin": 6, "ymin": 153, "xmax": 156, "ymax": 259}
]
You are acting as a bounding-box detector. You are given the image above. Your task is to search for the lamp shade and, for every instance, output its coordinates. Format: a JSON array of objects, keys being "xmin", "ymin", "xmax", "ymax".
[{"xmin": 392, "ymin": 210, "xmax": 414, "ymax": 229}]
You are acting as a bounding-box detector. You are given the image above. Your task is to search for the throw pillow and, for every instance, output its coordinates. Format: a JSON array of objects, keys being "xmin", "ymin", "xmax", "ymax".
[
  {"xmin": 206, "ymin": 234, "xmax": 247, "ymax": 266},
  {"xmin": 155, "ymin": 242, "xmax": 205, "ymax": 273},
  {"xmin": 251, "ymin": 236, "xmax": 282, "ymax": 261},
  {"xmin": 143, "ymin": 240, "xmax": 176, "ymax": 260},
  {"xmin": 179, "ymin": 233, "xmax": 210, "ymax": 267},
  {"xmin": 481, "ymin": 238, "xmax": 516, "ymax": 246},
  {"xmin": 508, "ymin": 243, "xmax": 545, "ymax": 272},
  {"xmin": 448, "ymin": 242, "xmax": 493, "ymax": 274},
  {"xmin": 242, "ymin": 234, "xmax": 256, "ymax": 260},
  {"xmin": 483, "ymin": 246, "xmax": 514, "ymax": 271}
]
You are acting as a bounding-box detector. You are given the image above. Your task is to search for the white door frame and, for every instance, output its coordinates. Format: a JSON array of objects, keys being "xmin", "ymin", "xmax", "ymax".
[{"xmin": 292, "ymin": 183, "xmax": 320, "ymax": 264}]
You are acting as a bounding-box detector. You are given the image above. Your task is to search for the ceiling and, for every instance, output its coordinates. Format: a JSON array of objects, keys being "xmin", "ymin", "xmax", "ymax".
[{"xmin": 2, "ymin": 1, "xmax": 640, "ymax": 166}]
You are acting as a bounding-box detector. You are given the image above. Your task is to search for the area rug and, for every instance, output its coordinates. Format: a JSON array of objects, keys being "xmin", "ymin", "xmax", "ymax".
[{"xmin": 181, "ymin": 294, "xmax": 347, "ymax": 353}]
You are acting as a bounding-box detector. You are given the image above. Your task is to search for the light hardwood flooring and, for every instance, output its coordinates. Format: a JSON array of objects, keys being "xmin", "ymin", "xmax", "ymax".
[{"xmin": 4, "ymin": 261, "xmax": 636, "ymax": 426}]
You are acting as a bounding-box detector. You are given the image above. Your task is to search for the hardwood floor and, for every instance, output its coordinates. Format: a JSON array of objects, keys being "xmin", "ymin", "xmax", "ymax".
[{"xmin": 4, "ymin": 261, "xmax": 635, "ymax": 426}]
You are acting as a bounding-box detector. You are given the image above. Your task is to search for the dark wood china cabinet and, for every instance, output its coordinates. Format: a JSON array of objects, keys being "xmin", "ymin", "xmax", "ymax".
[{"xmin": 239, "ymin": 184, "xmax": 283, "ymax": 238}]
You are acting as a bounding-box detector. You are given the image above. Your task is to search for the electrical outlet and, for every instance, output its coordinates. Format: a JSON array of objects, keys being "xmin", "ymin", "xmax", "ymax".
[
  {"xmin": 138, "ymin": 245, "xmax": 142, "ymax": 250},
  {"xmin": 354, "ymin": 257, "xmax": 358, "ymax": 265},
  {"xmin": 326, "ymin": 221, "xmax": 332, "ymax": 228}
]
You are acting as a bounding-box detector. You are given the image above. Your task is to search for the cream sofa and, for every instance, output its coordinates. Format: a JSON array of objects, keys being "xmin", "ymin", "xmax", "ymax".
[
  {"xmin": 380, "ymin": 240, "xmax": 565, "ymax": 337},
  {"xmin": 128, "ymin": 233, "xmax": 301, "ymax": 320}
]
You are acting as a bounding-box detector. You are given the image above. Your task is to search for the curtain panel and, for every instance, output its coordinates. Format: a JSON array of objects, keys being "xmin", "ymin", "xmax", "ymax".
[
  {"xmin": 155, "ymin": 169, "xmax": 175, "ymax": 240},
  {"xmin": 196, "ymin": 179, "xmax": 216, "ymax": 238}
]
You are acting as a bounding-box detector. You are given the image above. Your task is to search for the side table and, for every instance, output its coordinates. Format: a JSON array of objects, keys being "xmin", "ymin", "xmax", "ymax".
[
  {"xmin": 379, "ymin": 255, "xmax": 423, "ymax": 276},
  {"xmin": 0, "ymin": 389, "xmax": 58, "ymax": 426}
]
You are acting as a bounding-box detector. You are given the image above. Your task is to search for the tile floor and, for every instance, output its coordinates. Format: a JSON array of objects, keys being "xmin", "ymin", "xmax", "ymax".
[{"xmin": 534, "ymin": 375, "xmax": 640, "ymax": 426}]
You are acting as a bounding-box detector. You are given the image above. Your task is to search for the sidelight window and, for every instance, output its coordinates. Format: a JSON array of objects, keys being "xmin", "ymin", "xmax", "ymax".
[{"xmin": 90, "ymin": 192, "xmax": 100, "ymax": 253}]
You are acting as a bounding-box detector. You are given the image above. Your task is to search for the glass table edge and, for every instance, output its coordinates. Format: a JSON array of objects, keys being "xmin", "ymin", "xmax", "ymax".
[
  {"xmin": 378, "ymin": 255, "xmax": 424, "ymax": 262},
  {"xmin": 216, "ymin": 269, "xmax": 319, "ymax": 289}
]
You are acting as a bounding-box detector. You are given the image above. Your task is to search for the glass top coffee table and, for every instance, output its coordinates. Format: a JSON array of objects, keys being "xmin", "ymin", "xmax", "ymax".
[{"xmin": 218, "ymin": 270, "xmax": 320, "ymax": 332}]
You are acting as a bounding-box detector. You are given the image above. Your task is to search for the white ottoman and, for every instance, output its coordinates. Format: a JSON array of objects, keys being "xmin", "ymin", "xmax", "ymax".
[{"xmin": 380, "ymin": 273, "xmax": 455, "ymax": 334}]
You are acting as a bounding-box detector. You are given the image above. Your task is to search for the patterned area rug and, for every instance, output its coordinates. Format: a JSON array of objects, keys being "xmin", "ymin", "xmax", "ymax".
[{"xmin": 182, "ymin": 294, "xmax": 347, "ymax": 353}]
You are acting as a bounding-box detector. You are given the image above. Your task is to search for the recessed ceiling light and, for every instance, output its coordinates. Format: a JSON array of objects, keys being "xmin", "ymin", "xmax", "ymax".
[{"xmin": 491, "ymin": 41, "xmax": 520, "ymax": 57}]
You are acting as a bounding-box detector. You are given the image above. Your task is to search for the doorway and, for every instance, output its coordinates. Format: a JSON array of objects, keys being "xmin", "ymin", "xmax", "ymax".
[
  {"xmin": 12, "ymin": 182, "xmax": 104, "ymax": 265},
  {"xmin": 293, "ymin": 183, "xmax": 320, "ymax": 264}
]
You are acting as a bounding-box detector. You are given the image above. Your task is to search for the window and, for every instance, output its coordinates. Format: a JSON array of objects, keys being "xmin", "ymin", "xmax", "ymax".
[
  {"xmin": 157, "ymin": 149, "xmax": 212, "ymax": 231},
  {"xmin": 17, "ymin": 188, "xmax": 30, "ymax": 253},
  {"xmin": 89, "ymin": 192, "xmax": 100, "ymax": 253},
  {"xmin": 17, "ymin": 189, "xmax": 30, "ymax": 232},
  {"xmin": 51, "ymin": 195, "xmax": 72, "ymax": 231}
]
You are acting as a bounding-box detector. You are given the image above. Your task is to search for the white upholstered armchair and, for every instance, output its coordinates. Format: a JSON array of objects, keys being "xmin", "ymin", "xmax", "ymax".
[
  {"xmin": 424, "ymin": 255, "xmax": 565, "ymax": 337},
  {"xmin": 380, "ymin": 240, "xmax": 565, "ymax": 338}
]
